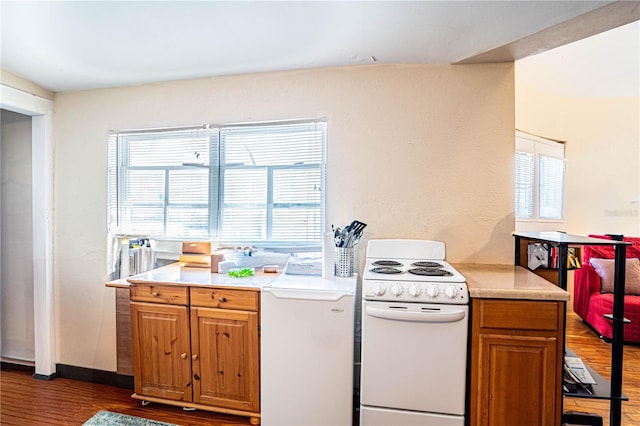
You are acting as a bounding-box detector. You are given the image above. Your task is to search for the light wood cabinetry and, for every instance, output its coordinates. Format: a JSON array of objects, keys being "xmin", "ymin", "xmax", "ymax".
[
  {"xmin": 190, "ymin": 307, "xmax": 259, "ymax": 411},
  {"xmin": 129, "ymin": 283, "xmax": 261, "ymax": 424},
  {"xmin": 130, "ymin": 301, "xmax": 192, "ymax": 401},
  {"xmin": 470, "ymin": 298, "xmax": 564, "ymax": 426}
]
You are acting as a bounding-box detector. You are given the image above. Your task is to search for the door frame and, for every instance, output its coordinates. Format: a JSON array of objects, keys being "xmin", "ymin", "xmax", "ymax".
[{"xmin": 1, "ymin": 83, "xmax": 56, "ymax": 378}]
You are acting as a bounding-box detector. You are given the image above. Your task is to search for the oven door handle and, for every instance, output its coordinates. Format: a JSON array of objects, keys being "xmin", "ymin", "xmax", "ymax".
[{"xmin": 366, "ymin": 305, "xmax": 466, "ymax": 323}]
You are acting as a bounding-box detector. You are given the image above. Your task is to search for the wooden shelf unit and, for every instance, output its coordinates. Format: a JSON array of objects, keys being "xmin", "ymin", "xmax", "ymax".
[{"xmin": 514, "ymin": 232, "xmax": 630, "ymax": 426}]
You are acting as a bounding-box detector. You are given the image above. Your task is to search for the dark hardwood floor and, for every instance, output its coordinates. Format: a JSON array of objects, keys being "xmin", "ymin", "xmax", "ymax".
[
  {"xmin": 1, "ymin": 311, "xmax": 638, "ymax": 425},
  {"xmin": 0, "ymin": 364, "xmax": 250, "ymax": 426}
]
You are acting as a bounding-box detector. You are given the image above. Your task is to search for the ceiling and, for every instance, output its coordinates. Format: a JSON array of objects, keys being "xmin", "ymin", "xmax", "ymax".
[
  {"xmin": 516, "ymin": 19, "xmax": 639, "ymax": 97},
  {"xmin": 1, "ymin": 1, "xmax": 638, "ymax": 93}
]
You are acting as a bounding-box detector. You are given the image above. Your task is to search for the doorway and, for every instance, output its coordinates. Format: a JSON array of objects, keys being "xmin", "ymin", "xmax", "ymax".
[
  {"xmin": 0, "ymin": 84, "xmax": 55, "ymax": 378},
  {"xmin": 1, "ymin": 109, "xmax": 35, "ymax": 365}
]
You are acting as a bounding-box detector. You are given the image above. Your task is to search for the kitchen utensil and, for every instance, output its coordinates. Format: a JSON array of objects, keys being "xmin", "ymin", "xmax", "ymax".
[
  {"xmin": 332, "ymin": 220, "xmax": 366, "ymax": 247},
  {"xmin": 349, "ymin": 220, "xmax": 367, "ymax": 236},
  {"xmin": 341, "ymin": 227, "xmax": 350, "ymax": 247}
]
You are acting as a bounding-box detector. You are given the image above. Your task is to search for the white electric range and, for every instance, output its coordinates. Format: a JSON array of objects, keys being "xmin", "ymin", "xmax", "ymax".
[{"xmin": 360, "ymin": 239, "xmax": 469, "ymax": 426}]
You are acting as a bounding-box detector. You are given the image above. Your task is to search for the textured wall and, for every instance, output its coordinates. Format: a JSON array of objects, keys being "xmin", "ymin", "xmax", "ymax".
[
  {"xmin": 53, "ymin": 64, "xmax": 515, "ymax": 370},
  {"xmin": 516, "ymin": 81, "xmax": 640, "ymax": 236}
]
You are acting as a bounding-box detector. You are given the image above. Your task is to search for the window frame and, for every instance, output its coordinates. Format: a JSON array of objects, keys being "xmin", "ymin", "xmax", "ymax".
[
  {"xmin": 108, "ymin": 120, "xmax": 327, "ymax": 247},
  {"xmin": 515, "ymin": 130, "xmax": 566, "ymax": 222}
]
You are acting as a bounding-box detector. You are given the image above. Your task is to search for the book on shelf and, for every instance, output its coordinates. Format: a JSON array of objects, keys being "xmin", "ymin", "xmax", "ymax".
[
  {"xmin": 563, "ymin": 355, "xmax": 596, "ymax": 394},
  {"xmin": 527, "ymin": 243, "xmax": 581, "ymax": 270}
]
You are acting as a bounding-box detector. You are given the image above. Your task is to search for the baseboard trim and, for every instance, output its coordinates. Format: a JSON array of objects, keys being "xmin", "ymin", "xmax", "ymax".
[
  {"xmin": 32, "ymin": 372, "xmax": 59, "ymax": 381},
  {"xmin": 1, "ymin": 361, "xmax": 57, "ymax": 380},
  {"xmin": 56, "ymin": 364, "xmax": 134, "ymax": 390},
  {"xmin": 1, "ymin": 361, "xmax": 35, "ymax": 372}
]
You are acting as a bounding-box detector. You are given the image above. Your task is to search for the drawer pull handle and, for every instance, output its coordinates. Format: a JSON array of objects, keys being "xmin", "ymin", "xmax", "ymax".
[
  {"xmin": 218, "ymin": 297, "xmax": 227, "ymax": 303},
  {"xmin": 180, "ymin": 353, "xmax": 187, "ymax": 359},
  {"xmin": 151, "ymin": 292, "xmax": 159, "ymax": 297},
  {"xmin": 192, "ymin": 354, "xmax": 199, "ymax": 361}
]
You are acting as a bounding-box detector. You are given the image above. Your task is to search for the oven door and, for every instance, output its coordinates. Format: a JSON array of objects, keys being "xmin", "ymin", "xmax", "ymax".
[{"xmin": 360, "ymin": 300, "xmax": 468, "ymax": 417}]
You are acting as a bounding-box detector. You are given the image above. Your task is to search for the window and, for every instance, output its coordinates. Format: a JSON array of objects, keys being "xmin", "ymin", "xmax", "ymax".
[
  {"xmin": 108, "ymin": 120, "xmax": 326, "ymax": 245},
  {"xmin": 515, "ymin": 131, "xmax": 565, "ymax": 220}
]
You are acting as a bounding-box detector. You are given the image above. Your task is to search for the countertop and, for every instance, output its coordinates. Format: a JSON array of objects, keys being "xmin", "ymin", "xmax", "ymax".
[
  {"xmin": 105, "ymin": 263, "xmax": 355, "ymax": 292},
  {"xmin": 105, "ymin": 263, "xmax": 282, "ymax": 291},
  {"xmin": 454, "ymin": 263, "xmax": 570, "ymax": 301},
  {"xmin": 108, "ymin": 262, "xmax": 568, "ymax": 301}
]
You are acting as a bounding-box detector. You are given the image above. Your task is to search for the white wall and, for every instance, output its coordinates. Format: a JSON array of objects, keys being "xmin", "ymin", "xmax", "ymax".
[
  {"xmin": 516, "ymin": 81, "xmax": 640, "ymax": 236},
  {"xmin": 1, "ymin": 109, "xmax": 35, "ymax": 361},
  {"xmin": 53, "ymin": 64, "xmax": 515, "ymax": 371}
]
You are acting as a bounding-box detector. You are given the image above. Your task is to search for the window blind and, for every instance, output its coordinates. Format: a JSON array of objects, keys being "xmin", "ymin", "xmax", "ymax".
[
  {"xmin": 108, "ymin": 120, "xmax": 326, "ymax": 244},
  {"xmin": 515, "ymin": 151, "xmax": 534, "ymax": 219},
  {"xmin": 220, "ymin": 122, "xmax": 325, "ymax": 242},
  {"xmin": 515, "ymin": 131, "xmax": 565, "ymax": 221},
  {"xmin": 538, "ymin": 155, "xmax": 564, "ymax": 219}
]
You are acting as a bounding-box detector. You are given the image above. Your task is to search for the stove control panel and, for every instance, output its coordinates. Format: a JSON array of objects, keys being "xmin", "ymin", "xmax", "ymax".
[{"xmin": 363, "ymin": 280, "xmax": 469, "ymax": 304}]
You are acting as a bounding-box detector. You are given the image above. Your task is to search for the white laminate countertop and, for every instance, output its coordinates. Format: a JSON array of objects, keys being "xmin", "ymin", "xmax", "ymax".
[
  {"xmin": 454, "ymin": 263, "xmax": 570, "ymax": 301},
  {"xmin": 106, "ymin": 263, "xmax": 281, "ymax": 290},
  {"xmin": 105, "ymin": 263, "xmax": 357, "ymax": 292}
]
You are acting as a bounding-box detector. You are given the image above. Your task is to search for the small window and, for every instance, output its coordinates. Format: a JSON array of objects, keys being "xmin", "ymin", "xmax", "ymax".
[
  {"xmin": 515, "ymin": 131, "xmax": 565, "ymax": 221},
  {"xmin": 108, "ymin": 120, "xmax": 326, "ymax": 245}
]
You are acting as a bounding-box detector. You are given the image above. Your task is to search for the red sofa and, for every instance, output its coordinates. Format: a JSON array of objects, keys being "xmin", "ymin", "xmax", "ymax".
[{"xmin": 573, "ymin": 235, "xmax": 640, "ymax": 344}]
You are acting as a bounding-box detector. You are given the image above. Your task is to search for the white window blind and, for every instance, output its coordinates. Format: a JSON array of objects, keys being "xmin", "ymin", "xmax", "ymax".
[
  {"xmin": 108, "ymin": 120, "xmax": 326, "ymax": 244},
  {"xmin": 538, "ymin": 155, "xmax": 564, "ymax": 219},
  {"xmin": 515, "ymin": 151, "xmax": 534, "ymax": 219},
  {"xmin": 515, "ymin": 131, "xmax": 565, "ymax": 221}
]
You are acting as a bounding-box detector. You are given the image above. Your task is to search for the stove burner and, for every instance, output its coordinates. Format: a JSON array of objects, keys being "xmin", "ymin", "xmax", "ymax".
[
  {"xmin": 370, "ymin": 267, "xmax": 403, "ymax": 274},
  {"xmin": 372, "ymin": 260, "xmax": 403, "ymax": 267},
  {"xmin": 408, "ymin": 268, "xmax": 453, "ymax": 277},
  {"xmin": 411, "ymin": 261, "xmax": 442, "ymax": 268}
]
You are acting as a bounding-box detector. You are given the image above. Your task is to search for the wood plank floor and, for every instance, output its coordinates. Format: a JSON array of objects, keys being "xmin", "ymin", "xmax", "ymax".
[
  {"xmin": 0, "ymin": 363, "xmax": 251, "ymax": 426},
  {"xmin": 563, "ymin": 311, "xmax": 640, "ymax": 426},
  {"xmin": 1, "ymin": 312, "xmax": 638, "ymax": 425}
]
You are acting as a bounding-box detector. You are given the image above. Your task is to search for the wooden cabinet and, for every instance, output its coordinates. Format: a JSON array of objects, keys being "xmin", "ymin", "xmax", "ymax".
[
  {"xmin": 470, "ymin": 299, "xmax": 564, "ymax": 426},
  {"xmin": 130, "ymin": 284, "xmax": 260, "ymax": 424},
  {"xmin": 190, "ymin": 307, "xmax": 259, "ymax": 411},
  {"xmin": 130, "ymin": 301, "xmax": 192, "ymax": 401}
]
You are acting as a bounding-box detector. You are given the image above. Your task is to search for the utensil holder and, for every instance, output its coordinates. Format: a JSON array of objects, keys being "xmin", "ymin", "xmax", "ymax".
[{"xmin": 335, "ymin": 246, "xmax": 354, "ymax": 277}]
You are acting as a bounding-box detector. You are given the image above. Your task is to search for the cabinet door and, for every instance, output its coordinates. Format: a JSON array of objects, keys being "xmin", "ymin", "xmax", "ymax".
[
  {"xmin": 190, "ymin": 307, "xmax": 260, "ymax": 412},
  {"xmin": 130, "ymin": 302, "xmax": 192, "ymax": 401},
  {"xmin": 473, "ymin": 333, "xmax": 558, "ymax": 426}
]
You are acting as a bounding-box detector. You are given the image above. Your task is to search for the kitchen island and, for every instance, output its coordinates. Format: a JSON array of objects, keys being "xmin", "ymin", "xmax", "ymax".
[
  {"xmin": 107, "ymin": 263, "xmax": 357, "ymax": 426},
  {"xmin": 107, "ymin": 263, "xmax": 283, "ymax": 425},
  {"xmin": 455, "ymin": 264, "xmax": 569, "ymax": 426}
]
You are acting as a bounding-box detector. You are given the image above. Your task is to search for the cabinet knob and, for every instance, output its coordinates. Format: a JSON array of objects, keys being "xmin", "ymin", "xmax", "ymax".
[
  {"xmin": 151, "ymin": 291, "xmax": 159, "ymax": 297},
  {"xmin": 180, "ymin": 353, "xmax": 187, "ymax": 359},
  {"xmin": 218, "ymin": 297, "xmax": 227, "ymax": 303},
  {"xmin": 192, "ymin": 354, "xmax": 199, "ymax": 361}
]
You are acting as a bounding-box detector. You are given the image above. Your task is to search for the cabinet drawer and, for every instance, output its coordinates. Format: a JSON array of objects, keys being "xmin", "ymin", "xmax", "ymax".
[
  {"xmin": 190, "ymin": 288, "xmax": 259, "ymax": 311},
  {"xmin": 130, "ymin": 284, "xmax": 189, "ymax": 305},
  {"xmin": 476, "ymin": 299, "xmax": 559, "ymax": 331}
]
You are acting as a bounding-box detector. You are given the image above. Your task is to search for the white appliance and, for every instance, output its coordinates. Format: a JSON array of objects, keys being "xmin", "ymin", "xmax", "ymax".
[
  {"xmin": 261, "ymin": 273, "xmax": 357, "ymax": 426},
  {"xmin": 360, "ymin": 239, "xmax": 469, "ymax": 426}
]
